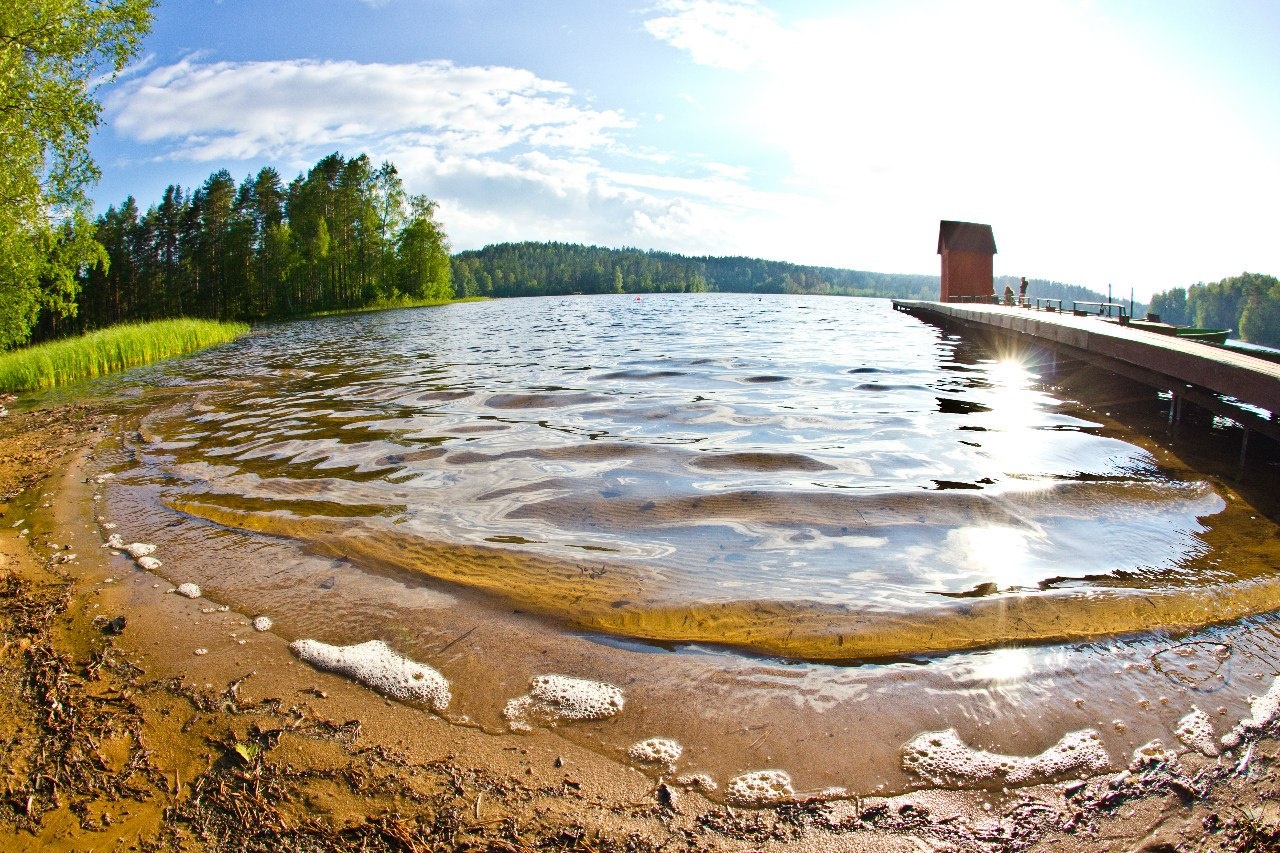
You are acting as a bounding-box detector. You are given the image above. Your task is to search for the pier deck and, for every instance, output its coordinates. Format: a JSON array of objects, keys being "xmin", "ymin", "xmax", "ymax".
[{"xmin": 892, "ymin": 300, "xmax": 1280, "ymax": 444}]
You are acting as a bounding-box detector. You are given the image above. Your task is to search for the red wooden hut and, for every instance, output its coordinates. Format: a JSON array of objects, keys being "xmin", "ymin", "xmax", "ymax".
[{"xmin": 937, "ymin": 220, "xmax": 996, "ymax": 302}]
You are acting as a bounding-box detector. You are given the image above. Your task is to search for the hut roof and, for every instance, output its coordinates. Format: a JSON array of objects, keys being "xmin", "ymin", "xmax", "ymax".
[{"xmin": 937, "ymin": 221, "xmax": 997, "ymax": 255}]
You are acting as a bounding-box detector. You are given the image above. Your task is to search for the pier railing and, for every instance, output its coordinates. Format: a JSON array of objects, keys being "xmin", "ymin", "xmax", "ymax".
[
  {"xmin": 1070, "ymin": 301, "xmax": 1129, "ymax": 319},
  {"xmin": 944, "ymin": 295, "xmax": 1125, "ymax": 318}
]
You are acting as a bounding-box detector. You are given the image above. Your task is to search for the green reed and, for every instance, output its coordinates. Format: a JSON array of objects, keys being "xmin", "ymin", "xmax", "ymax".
[
  {"xmin": 0, "ymin": 319, "xmax": 250, "ymax": 393},
  {"xmin": 306, "ymin": 294, "xmax": 487, "ymax": 319}
]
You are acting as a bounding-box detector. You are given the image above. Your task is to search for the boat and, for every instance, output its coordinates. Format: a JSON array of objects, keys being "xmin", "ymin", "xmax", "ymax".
[
  {"xmin": 1106, "ymin": 317, "xmax": 1230, "ymax": 345},
  {"xmin": 1174, "ymin": 328, "xmax": 1231, "ymax": 345}
]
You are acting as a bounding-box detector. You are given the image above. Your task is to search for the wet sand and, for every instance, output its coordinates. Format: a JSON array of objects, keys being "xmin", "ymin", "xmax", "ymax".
[{"xmin": 1, "ymin": 400, "xmax": 1279, "ymax": 852}]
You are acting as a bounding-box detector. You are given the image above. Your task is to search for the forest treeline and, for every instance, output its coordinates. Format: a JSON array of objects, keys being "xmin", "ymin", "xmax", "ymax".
[
  {"xmin": 451, "ymin": 241, "xmax": 939, "ymax": 298},
  {"xmin": 38, "ymin": 152, "xmax": 452, "ymax": 341},
  {"xmin": 451, "ymin": 242, "xmax": 1126, "ymax": 307},
  {"xmin": 1148, "ymin": 273, "xmax": 1280, "ymax": 347}
]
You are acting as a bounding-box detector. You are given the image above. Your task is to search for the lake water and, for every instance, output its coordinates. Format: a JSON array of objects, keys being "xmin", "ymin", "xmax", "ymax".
[{"xmin": 96, "ymin": 293, "xmax": 1280, "ymax": 796}]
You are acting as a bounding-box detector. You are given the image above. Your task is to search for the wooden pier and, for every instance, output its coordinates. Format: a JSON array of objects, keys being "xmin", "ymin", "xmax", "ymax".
[{"xmin": 892, "ymin": 300, "xmax": 1280, "ymax": 451}]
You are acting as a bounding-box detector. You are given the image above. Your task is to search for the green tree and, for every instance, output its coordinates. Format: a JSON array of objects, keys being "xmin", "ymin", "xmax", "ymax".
[
  {"xmin": 0, "ymin": 0, "xmax": 153, "ymax": 349},
  {"xmin": 396, "ymin": 195, "xmax": 451, "ymax": 301},
  {"xmin": 1239, "ymin": 288, "xmax": 1280, "ymax": 346}
]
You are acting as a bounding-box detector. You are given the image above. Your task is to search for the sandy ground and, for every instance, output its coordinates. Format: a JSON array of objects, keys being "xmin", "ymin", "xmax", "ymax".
[{"xmin": 0, "ymin": 398, "xmax": 1278, "ymax": 852}]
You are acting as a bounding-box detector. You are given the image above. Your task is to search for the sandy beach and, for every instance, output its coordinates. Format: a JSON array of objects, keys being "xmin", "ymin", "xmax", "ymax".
[{"xmin": 0, "ymin": 399, "xmax": 1278, "ymax": 852}]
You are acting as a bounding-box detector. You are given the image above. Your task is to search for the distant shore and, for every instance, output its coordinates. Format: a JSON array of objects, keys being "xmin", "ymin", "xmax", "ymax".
[{"xmin": 0, "ymin": 399, "xmax": 1276, "ymax": 852}]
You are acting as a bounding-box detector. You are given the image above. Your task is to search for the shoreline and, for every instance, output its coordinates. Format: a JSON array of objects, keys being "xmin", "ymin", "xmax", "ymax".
[{"xmin": 0, "ymin": 401, "xmax": 1277, "ymax": 851}]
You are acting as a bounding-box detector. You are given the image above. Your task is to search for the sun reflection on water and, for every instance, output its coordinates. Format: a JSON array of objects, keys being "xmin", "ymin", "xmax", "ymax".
[{"xmin": 967, "ymin": 646, "xmax": 1035, "ymax": 685}]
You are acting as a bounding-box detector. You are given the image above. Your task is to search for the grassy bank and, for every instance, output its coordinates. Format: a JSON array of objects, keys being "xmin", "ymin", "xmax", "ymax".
[
  {"xmin": 306, "ymin": 293, "xmax": 488, "ymax": 319},
  {"xmin": 0, "ymin": 318, "xmax": 250, "ymax": 393}
]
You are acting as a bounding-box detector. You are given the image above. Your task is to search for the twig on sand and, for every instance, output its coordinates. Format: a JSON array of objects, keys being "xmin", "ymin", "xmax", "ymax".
[{"xmin": 439, "ymin": 625, "xmax": 478, "ymax": 654}]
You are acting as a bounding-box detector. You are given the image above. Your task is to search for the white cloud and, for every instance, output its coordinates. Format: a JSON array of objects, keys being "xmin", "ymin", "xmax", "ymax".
[
  {"xmin": 107, "ymin": 57, "xmax": 631, "ymax": 164},
  {"xmin": 643, "ymin": 0, "xmax": 778, "ymax": 71}
]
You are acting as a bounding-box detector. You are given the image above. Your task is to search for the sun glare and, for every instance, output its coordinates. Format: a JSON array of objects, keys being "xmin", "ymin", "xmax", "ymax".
[
  {"xmin": 967, "ymin": 646, "xmax": 1035, "ymax": 685},
  {"xmin": 948, "ymin": 525, "xmax": 1032, "ymax": 588},
  {"xmin": 980, "ymin": 356, "xmax": 1052, "ymax": 474}
]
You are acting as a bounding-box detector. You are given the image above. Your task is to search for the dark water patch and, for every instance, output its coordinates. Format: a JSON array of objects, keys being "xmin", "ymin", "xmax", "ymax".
[
  {"xmin": 475, "ymin": 478, "xmax": 575, "ymax": 501},
  {"xmin": 403, "ymin": 390, "xmax": 475, "ymax": 404},
  {"xmin": 447, "ymin": 444, "xmax": 655, "ymax": 466},
  {"xmin": 937, "ymin": 397, "xmax": 993, "ymax": 415},
  {"xmin": 447, "ymin": 423, "xmax": 509, "ymax": 434},
  {"xmin": 595, "ymin": 369, "xmax": 689, "ymax": 380},
  {"xmin": 688, "ymin": 452, "xmax": 836, "ymax": 473},
  {"xmin": 506, "ymin": 487, "xmax": 1033, "ymax": 531},
  {"xmin": 586, "ymin": 402, "xmax": 724, "ymax": 424},
  {"xmin": 484, "ymin": 392, "xmax": 611, "ymax": 409},
  {"xmin": 935, "ymin": 582, "xmax": 1004, "ymax": 598},
  {"xmin": 740, "ymin": 375, "xmax": 790, "ymax": 384},
  {"xmin": 853, "ymin": 383, "xmax": 923, "ymax": 392},
  {"xmin": 171, "ymin": 492, "xmax": 401, "ymax": 519},
  {"xmin": 931, "ymin": 480, "xmax": 988, "ymax": 490}
]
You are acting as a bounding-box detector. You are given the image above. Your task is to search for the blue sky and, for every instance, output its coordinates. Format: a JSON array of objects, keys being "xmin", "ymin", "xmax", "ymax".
[{"xmin": 90, "ymin": 0, "xmax": 1280, "ymax": 299}]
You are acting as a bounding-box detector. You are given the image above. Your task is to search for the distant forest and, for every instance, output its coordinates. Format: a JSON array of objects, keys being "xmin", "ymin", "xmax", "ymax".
[
  {"xmin": 451, "ymin": 241, "xmax": 938, "ymax": 298},
  {"xmin": 451, "ymin": 241, "xmax": 1122, "ymax": 308},
  {"xmin": 40, "ymin": 152, "xmax": 452, "ymax": 342},
  {"xmin": 1148, "ymin": 272, "xmax": 1280, "ymax": 347}
]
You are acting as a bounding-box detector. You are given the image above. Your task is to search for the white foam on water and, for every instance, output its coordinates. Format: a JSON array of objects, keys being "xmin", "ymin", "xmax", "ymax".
[
  {"xmin": 1174, "ymin": 708, "xmax": 1219, "ymax": 756},
  {"xmin": 1129, "ymin": 739, "xmax": 1179, "ymax": 771},
  {"xmin": 675, "ymin": 773, "xmax": 717, "ymax": 791},
  {"xmin": 252, "ymin": 615, "xmax": 273, "ymax": 632},
  {"xmin": 104, "ymin": 533, "xmax": 125, "ymax": 549},
  {"xmin": 627, "ymin": 737, "xmax": 683, "ymax": 767},
  {"xmin": 290, "ymin": 639, "xmax": 450, "ymax": 711},
  {"xmin": 124, "ymin": 542, "xmax": 156, "ymax": 558},
  {"xmin": 137, "ymin": 556, "xmax": 162, "ymax": 571},
  {"xmin": 725, "ymin": 769, "xmax": 794, "ymax": 805},
  {"xmin": 175, "ymin": 583, "xmax": 201, "ymax": 599},
  {"xmin": 901, "ymin": 728, "xmax": 1111, "ymax": 786},
  {"xmin": 502, "ymin": 695, "xmax": 536, "ymax": 732},
  {"xmin": 1222, "ymin": 676, "xmax": 1280, "ymax": 749},
  {"xmin": 503, "ymin": 674, "xmax": 624, "ymax": 730}
]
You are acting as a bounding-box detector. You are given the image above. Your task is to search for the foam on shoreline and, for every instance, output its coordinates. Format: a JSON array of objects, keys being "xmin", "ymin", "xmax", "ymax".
[
  {"xmin": 627, "ymin": 737, "xmax": 682, "ymax": 769},
  {"xmin": 1222, "ymin": 676, "xmax": 1280, "ymax": 749},
  {"xmin": 725, "ymin": 770, "xmax": 794, "ymax": 805},
  {"xmin": 1175, "ymin": 708, "xmax": 1220, "ymax": 756},
  {"xmin": 902, "ymin": 728, "xmax": 1111, "ymax": 786},
  {"xmin": 504, "ymin": 674, "xmax": 624, "ymax": 731},
  {"xmin": 290, "ymin": 639, "xmax": 451, "ymax": 711}
]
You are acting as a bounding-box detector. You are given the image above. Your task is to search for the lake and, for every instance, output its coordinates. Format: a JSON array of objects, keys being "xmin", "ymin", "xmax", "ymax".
[{"xmin": 96, "ymin": 293, "xmax": 1280, "ymax": 796}]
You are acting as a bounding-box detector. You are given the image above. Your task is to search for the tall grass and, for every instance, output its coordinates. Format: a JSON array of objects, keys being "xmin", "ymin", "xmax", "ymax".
[
  {"xmin": 0, "ymin": 319, "xmax": 250, "ymax": 393},
  {"xmin": 307, "ymin": 294, "xmax": 487, "ymax": 319}
]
